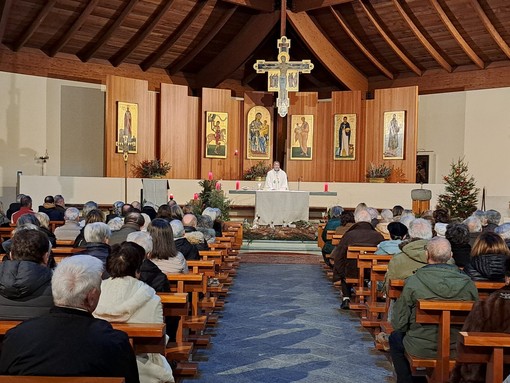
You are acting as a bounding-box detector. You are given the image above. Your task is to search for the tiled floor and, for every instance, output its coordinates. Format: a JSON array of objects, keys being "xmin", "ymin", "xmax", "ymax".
[{"xmin": 182, "ymin": 263, "xmax": 395, "ymax": 383}]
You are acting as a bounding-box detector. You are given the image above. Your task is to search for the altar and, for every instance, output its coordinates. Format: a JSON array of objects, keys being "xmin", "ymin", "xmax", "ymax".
[{"xmin": 255, "ymin": 191, "xmax": 309, "ymax": 225}]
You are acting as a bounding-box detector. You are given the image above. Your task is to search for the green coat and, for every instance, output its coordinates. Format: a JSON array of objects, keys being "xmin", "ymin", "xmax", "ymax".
[
  {"xmin": 321, "ymin": 218, "xmax": 341, "ymax": 254},
  {"xmin": 391, "ymin": 264, "xmax": 478, "ymax": 358}
]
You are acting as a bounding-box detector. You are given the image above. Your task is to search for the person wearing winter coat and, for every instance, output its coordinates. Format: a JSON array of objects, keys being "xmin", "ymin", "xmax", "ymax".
[
  {"xmin": 93, "ymin": 242, "xmax": 174, "ymax": 383},
  {"xmin": 0, "ymin": 229, "xmax": 53, "ymax": 320},
  {"xmin": 463, "ymin": 231, "xmax": 510, "ymax": 281},
  {"xmin": 389, "ymin": 237, "xmax": 478, "ymax": 383},
  {"xmin": 321, "ymin": 206, "xmax": 343, "ymax": 266},
  {"xmin": 375, "ymin": 222, "xmax": 408, "ymax": 255}
]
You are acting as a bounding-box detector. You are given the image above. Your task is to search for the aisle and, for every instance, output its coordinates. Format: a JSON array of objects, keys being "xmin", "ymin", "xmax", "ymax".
[{"xmin": 182, "ymin": 263, "xmax": 395, "ymax": 383}]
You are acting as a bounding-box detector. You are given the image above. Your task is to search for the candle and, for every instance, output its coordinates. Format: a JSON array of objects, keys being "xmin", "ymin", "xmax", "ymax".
[
  {"xmin": 236, "ymin": 181, "xmax": 240, "ymax": 190},
  {"xmin": 324, "ymin": 183, "xmax": 329, "ymax": 192},
  {"xmin": 169, "ymin": 193, "xmax": 174, "ymax": 200},
  {"xmin": 193, "ymin": 193, "xmax": 198, "ymax": 200},
  {"xmin": 208, "ymin": 171, "xmax": 213, "ymax": 181},
  {"xmin": 216, "ymin": 182, "xmax": 221, "ymax": 191},
  {"xmin": 234, "ymin": 149, "xmax": 239, "ymax": 156}
]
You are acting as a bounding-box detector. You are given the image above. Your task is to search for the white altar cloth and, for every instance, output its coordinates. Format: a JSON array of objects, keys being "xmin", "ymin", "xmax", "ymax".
[{"xmin": 255, "ymin": 191, "xmax": 309, "ymax": 225}]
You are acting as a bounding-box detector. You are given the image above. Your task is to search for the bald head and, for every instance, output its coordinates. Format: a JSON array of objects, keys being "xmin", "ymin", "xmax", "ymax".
[
  {"xmin": 426, "ymin": 237, "xmax": 452, "ymax": 264},
  {"xmin": 182, "ymin": 214, "xmax": 197, "ymax": 228}
]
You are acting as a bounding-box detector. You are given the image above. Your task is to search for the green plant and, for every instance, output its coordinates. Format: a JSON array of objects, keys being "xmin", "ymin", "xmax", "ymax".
[
  {"xmin": 132, "ymin": 159, "xmax": 171, "ymax": 178},
  {"xmin": 366, "ymin": 162, "xmax": 392, "ymax": 179},
  {"xmin": 191, "ymin": 179, "xmax": 231, "ymax": 220},
  {"xmin": 243, "ymin": 161, "xmax": 271, "ymax": 180}
]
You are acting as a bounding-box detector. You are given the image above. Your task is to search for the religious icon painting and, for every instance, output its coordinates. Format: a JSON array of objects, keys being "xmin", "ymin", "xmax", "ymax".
[
  {"xmin": 247, "ymin": 106, "xmax": 271, "ymax": 160},
  {"xmin": 205, "ymin": 112, "xmax": 228, "ymax": 159},
  {"xmin": 116, "ymin": 101, "xmax": 138, "ymax": 154},
  {"xmin": 289, "ymin": 114, "xmax": 313, "ymax": 160},
  {"xmin": 383, "ymin": 111, "xmax": 406, "ymax": 160},
  {"xmin": 334, "ymin": 114, "xmax": 356, "ymax": 160}
]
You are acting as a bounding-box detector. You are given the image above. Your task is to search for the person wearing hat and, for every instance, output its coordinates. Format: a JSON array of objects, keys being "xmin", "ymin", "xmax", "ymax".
[{"xmin": 375, "ymin": 222, "xmax": 409, "ymax": 255}]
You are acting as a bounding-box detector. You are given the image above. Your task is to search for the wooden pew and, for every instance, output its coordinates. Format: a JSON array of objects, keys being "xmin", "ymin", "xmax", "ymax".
[
  {"xmin": 0, "ymin": 377, "xmax": 125, "ymax": 383},
  {"xmin": 317, "ymin": 223, "xmax": 326, "ymax": 249},
  {"xmin": 49, "ymin": 220, "xmax": 65, "ymax": 232},
  {"xmin": 0, "ymin": 226, "xmax": 14, "ymax": 242},
  {"xmin": 475, "ymin": 281, "xmax": 506, "ymax": 300},
  {"xmin": 456, "ymin": 331, "xmax": 510, "ymax": 383},
  {"xmin": 407, "ymin": 300, "xmax": 474, "ymax": 383},
  {"xmin": 344, "ymin": 246, "xmax": 378, "ymax": 311}
]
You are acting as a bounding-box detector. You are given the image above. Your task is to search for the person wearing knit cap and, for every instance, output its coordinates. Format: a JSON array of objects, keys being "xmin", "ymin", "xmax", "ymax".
[{"xmin": 375, "ymin": 222, "xmax": 408, "ymax": 255}]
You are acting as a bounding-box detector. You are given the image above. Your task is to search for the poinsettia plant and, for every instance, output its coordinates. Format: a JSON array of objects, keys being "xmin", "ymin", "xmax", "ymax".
[{"xmin": 132, "ymin": 159, "xmax": 171, "ymax": 178}]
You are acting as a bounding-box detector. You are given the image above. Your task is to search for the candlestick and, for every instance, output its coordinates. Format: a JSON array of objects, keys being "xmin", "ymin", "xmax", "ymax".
[
  {"xmin": 208, "ymin": 171, "xmax": 213, "ymax": 181},
  {"xmin": 324, "ymin": 183, "xmax": 329, "ymax": 192},
  {"xmin": 193, "ymin": 193, "xmax": 198, "ymax": 200},
  {"xmin": 235, "ymin": 181, "xmax": 240, "ymax": 190}
]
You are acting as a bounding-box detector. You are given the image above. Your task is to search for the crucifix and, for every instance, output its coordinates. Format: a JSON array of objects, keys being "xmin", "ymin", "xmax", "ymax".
[{"xmin": 253, "ymin": 36, "xmax": 314, "ymax": 117}]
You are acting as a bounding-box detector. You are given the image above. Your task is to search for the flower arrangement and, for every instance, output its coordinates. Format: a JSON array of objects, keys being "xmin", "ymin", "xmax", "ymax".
[
  {"xmin": 243, "ymin": 161, "xmax": 271, "ymax": 180},
  {"xmin": 366, "ymin": 162, "xmax": 392, "ymax": 179},
  {"xmin": 132, "ymin": 159, "xmax": 171, "ymax": 178}
]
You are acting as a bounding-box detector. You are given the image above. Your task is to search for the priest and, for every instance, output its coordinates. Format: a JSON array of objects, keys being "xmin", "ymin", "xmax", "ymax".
[{"xmin": 264, "ymin": 161, "xmax": 288, "ymax": 191}]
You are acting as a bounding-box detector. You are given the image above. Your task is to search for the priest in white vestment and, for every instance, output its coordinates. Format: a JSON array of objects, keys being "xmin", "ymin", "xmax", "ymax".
[{"xmin": 264, "ymin": 161, "xmax": 288, "ymax": 191}]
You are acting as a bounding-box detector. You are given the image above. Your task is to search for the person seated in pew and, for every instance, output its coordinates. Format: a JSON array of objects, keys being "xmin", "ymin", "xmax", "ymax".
[
  {"xmin": 171, "ymin": 220, "xmax": 199, "ymax": 261},
  {"xmin": 93, "ymin": 242, "xmax": 174, "ymax": 383},
  {"xmin": 332, "ymin": 208, "xmax": 384, "ymax": 310},
  {"xmin": 451, "ymin": 257, "xmax": 510, "ymax": 383},
  {"xmin": 464, "ymin": 216, "xmax": 483, "ymax": 247},
  {"xmin": 34, "ymin": 212, "xmax": 57, "ymax": 247},
  {"xmin": 203, "ymin": 207, "xmax": 223, "ymax": 237},
  {"xmin": 445, "ymin": 223, "xmax": 472, "ymax": 268},
  {"xmin": 334, "ymin": 210, "xmax": 355, "ymax": 236},
  {"xmin": 463, "ymin": 231, "xmax": 510, "ymax": 281},
  {"xmin": 375, "ymin": 208, "xmax": 394, "ymax": 236},
  {"xmin": 6, "ymin": 193, "xmax": 24, "ymax": 220},
  {"xmin": 2, "ymin": 214, "xmax": 56, "ymax": 257},
  {"xmin": 38, "ymin": 195, "xmax": 65, "ymax": 221},
  {"xmin": 484, "ymin": 209, "xmax": 501, "ymax": 232},
  {"xmin": 182, "ymin": 213, "xmax": 209, "ymax": 251},
  {"xmin": 79, "ymin": 201, "xmax": 99, "ymax": 227},
  {"xmin": 392, "ymin": 205, "xmax": 404, "ymax": 221},
  {"xmin": 77, "ymin": 222, "xmax": 111, "ymax": 277},
  {"xmin": 73, "ymin": 208, "xmax": 106, "ymax": 248},
  {"xmin": 321, "ymin": 205, "xmax": 343, "ymax": 267},
  {"xmin": 196, "ymin": 214, "xmax": 216, "ymax": 245},
  {"xmin": 109, "ymin": 212, "xmax": 144, "ymax": 246},
  {"xmin": 0, "ymin": 255, "xmax": 140, "ymax": 383},
  {"xmin": 148, "ymin": 218, "xmax": 188, "ymax": 274},
  {"xmin": 496, "ymin": 223, "xmax": 510, "ymax": 249},
  {"xmin": 54, "ymin": 207, "xmax": 81, "ymax": 241},
  {"xmin": 375, "ymin": 222, "xmax": 408, "ymax": 255},
  {"xmin": 389, "ymin": 237, "xmax": 479, "ymax": 383},
  {"xmin": 10, "ymin": 195, "xmax": 35, "ymax": 225},
  {"xmin": 0, "ymin": 229, "xmax": 53, "ymax": 320}
]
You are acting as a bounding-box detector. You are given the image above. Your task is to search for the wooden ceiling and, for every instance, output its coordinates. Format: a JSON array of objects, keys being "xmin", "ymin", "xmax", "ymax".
[{"xmin": 1, "ymin": 0, "xmax": 510, "ymax": 95}]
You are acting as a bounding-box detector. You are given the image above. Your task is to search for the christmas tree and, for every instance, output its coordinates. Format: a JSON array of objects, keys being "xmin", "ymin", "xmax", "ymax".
[{"xmin": 437, "ymin": 158, "xmax": 479, "ymax": 219}]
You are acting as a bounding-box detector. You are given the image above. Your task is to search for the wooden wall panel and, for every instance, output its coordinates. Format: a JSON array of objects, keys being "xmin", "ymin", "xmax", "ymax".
[
  {"xmin": 160, "ymin": 83, "xmax": 199, "ymax": 179},
  {"xmin": 329, "ymin": 91, "xmax": 363, "ymax": 182},
  {"xmin": 364, "ymin": 86, "xmax": 418, "ymax": 183},
  {"xmin": 200, "ymin": 88, "xmax": 242, "ymax": 180},
  {"xmin": 243, "ymin": 91, "xmax": 275, "ymax": 173},
  {"xmin": 317, "ymin": 100, "xmax": 332, "ymax": 181},
  {"xmin": 285, "ymin": 92, "xmax": 319, "ymax": 182},
  {"xmin": 105, "ymin": 75, "xmax": 156, "ymax": 177}
]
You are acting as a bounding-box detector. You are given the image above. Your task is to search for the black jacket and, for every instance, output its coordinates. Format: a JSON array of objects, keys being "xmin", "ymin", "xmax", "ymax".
[
  {"xmin": 139, "ymin": 259, "xmax": 170, "ymax": 292},
  {"xmin": 0, "ymin": 306, "xmax": 139, "ymax": 383},
  {"xmin": 78, "ymin": 242, "xmax": 111, "ymax": 278},
  {"xmin": 0, "ymin": 260, "xmax": 53, "ymax": 320},
  {"xmin": 451, "ymin": 243, "xmax": 472, "ymax": 268},
  {"xmin": 38, "ymin": 206, "xmax": 65, "ymax": 221},
  {"xmin": 175, "ymin": 237, "xmax": 199, "ymax": 261},
  {"xmin": 463, "ymin": 253, "xmax": 508, "ymax": 281}
]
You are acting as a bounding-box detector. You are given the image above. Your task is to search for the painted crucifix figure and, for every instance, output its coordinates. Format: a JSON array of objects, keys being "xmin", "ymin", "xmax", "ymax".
[{"xmin": 253, "ymin": 36, "xmax": 314, "ymax": 117}]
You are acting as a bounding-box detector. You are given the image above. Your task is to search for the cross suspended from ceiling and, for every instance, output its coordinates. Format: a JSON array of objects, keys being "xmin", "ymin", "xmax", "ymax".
[{"xmin": 252, "ymin": 1, "xmax": 314, "ymax": 117}]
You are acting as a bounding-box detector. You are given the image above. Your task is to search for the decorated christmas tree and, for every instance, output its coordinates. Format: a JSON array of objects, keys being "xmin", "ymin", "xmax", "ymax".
[{"xmin": 437, "ymin": 158, "xmax": 479, "ymax": 219}]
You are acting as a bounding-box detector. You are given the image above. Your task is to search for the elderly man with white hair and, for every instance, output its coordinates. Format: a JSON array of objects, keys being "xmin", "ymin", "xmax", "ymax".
[
  {"xmin": 171, "ymin": 220, "xmax": 199, "ymax": 261},
  {"xmin": 495, "ymin": 223, "xmax": 510, "ymax": 249},
  {"xmin": 78, "ymin": 222, "xmax": 111, "ymax": 269},
  {"xmin": 332, "ymin": 208, "xmax": 384, "ymax": 309},
  {"xmin": 182, "ymin": 214, "xmax": 209, "ymax": 251},
  {"xmin": 484, "ymin": 209, "xmax": 501, "ymax": 232},
  {"xmin": 463, "ymin": 216, "xmax": 482, "ymax": 246},
  {"xmin": 54, "ymin": 207, "xmax": 81, "ymax": 241}
]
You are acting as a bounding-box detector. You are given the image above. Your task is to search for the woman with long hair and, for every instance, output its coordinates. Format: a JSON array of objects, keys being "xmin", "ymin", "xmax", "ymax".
[
  {"xmin": 147, "ymin": 218, "xmax": 187, "ymax": 274},
  {"xmin": 463, "ymin": 231, "xmax": 510, "ymax": 281}
]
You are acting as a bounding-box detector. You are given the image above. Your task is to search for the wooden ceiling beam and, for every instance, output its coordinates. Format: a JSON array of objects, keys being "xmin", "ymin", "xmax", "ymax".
[
  {"xmin": 195, "ymin": 10, "xmax": 280, "ymax": 88},
  {"xmin": 110, "ymin": 0, "xmax": 177, "ymax": 67},
  {"xmin": 330, "ymin": 7, "xmax": 393, "ymax": 79},
  {"xmin": 470, "ymin": 0, "xmax": 510, "ymax": 60},
  {"xmin": 78, "ymin": 0, "xmax": 139, "ymax": 62},
  {"xmin": 167, "ymin": 5, "xmax": 237, "ymax": 75},
  {"xmin": 141, "ymin": 0, "xmax": 208, "ymax": 72},
  {"xmin": 287, "ymin": 10, "xmax": 368, "ymax": 90},
  {"xmin": 292, "ymin": 0, "xmax": 354, "ymax": 13},
  {"xmin": 220, "ymin": 0, "xmax": 273, "ymax": 12},
  {"xmin": 429, "ymin": 0, "xmax": 484, "ymax": 69},
  {"xmin": 392, "ymin": 0, "xmax": 451, "ymax": 72},
  {"xmin": 358, "ymin": 0, "xmax": 422, "ymax": 76},
  {"xmin": 13, "ymin": 0, "xmax": 57, "ymax": 52},
  {"xmin": 0, "ymin": 0, "xmax": 13, "ymax": 43},
  {"xmin": 48, "ymin": 0, "xmax": 99, "ymax": 57}
]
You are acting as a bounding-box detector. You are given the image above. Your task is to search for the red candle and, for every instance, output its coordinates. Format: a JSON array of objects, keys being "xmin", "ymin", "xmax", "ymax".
[
  {"xmin": 234, "ymin": 149, "xmax": 239, "ymax": 156},
  {"xmin": 193, "ymin": 193, "xmax": 198, "ymax": 200},
  {"xmin": 216, "ymin": 182, "xmax": 221, "ymax": 191},
  {"xmin": 236, "ymin": 181, "xmax": 240, "ymax": 190},
  {"xmin": 208, "ymin": 171, "xmax": 213, "ymax": 181},
  {"xmin": 169, "ymin": 193, "xmax": 174, "ymax": 200},
  {"xmin": 324, "ymin": 183, "xmax": 329, "ymax": 192}
]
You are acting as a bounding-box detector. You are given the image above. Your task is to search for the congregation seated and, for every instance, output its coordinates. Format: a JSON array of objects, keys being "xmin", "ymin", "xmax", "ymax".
[
  {"xmin": 495, "ymin": 223, "xmax": 510, "ymax": 249},
  {"xmin": 105, "ymin": 200, "xmax": 124, "ymax": 223},
  {"xmin": 156, "ymin": 204, "xmax": 173, "ymax": 221},
  {"xmin": 451, "ymin": 257, "xmax": 510, "ymax": 383},
  {"xmin": 2, "ymin": 214, "xmax": 55, "ymax": 255},
  {"xmin": 483, "ymin": 209, "xmax": 501, "ymax": 232},
  {"xmin": 74, "ymin": 208, "xmax": 106, "ymax": 247},
  {"xmin": 196, "ymin": 214, "xmax": 216, "ymax": 244},
  {"xmin": 54, "ymin": 207, "xmax": 81, "ymax": 241},
  {"xmin": 375, "ymin": 208, "xmax": 393, "ymax": 236},
  {"xmin": 0, "ymin": 229, "xmax": 53, "ymax": 320},
  {"xmin": 445, "ymin": 223, "xmax": 472, "ymax": 267},
  {"xmin": 0, "ymin": 255, "xmax": 140, "ymax": 383},
  {"xmin": 141, "ymin": 203, "xmax": 157, "ymax": 221},
  {"xmin": 79, "ymin": 200, "xmax": 99, "ymax": 227},
  {"xmin": 172, "ymin": 219, "xmax": 199, "ymax": 261},
  {"xmin": 374, "ymin": 222, "xmax": 408, "ymax": 255},
  {"xmin": 77, "ymin": 222, "xmax": 111, "ymax": 275},
  {"xmin": 463, "ymin": 216, "xmax": 482, "ymax": 246},
  {"xmin": 109, "ymin": 212, "xmax": 144, "ymax": 245},
  {"xmin": 321, "ymin": 205, "xmax": 343, "ymax": 266},
  {"xmin": 432, "ymin": 207, "xmax": 450, "ymax": 237},
  {"xmin": 147, "ymin": 218, "xmax": 188, "ymax": 274},
  {"xmin": 108, "ymin": 216, "xmax": 124, "ymax": 232},
  {"xmin": 93, "ymin": 242, "xmax": 174, "ymax": 383},
  {"xmin": 54, "ymin": 194, "xmax": 66, "ymax": 213},
  {"xmin": 463, "ymin": 231, "xmax": 510, "ymax": 281},
  {"xmin": 182, "ymin": 213, "xmax": 209, "ymax": 251},
  {"xmin": 334, "ymin": 210, "xmax": 354, "ymax": 236},
  {"xmin": 6, "ymin": 193, "xmax": 23, "ymax": 220},
  {"xmin": 332, "ymin": 208, "xmax": 384, "ymax": 309},
  {"xmin": 35, "ymin": 212, "xmax": 57, "ymax": 247},
  {"xmin": 11, "ymin": 195, "xmax": 35, "ymax": 224},
  {"xmin": 0, "ymin": 202, "xmax": 9, "ymax": 227},
  {"xmin": 392, "ymin": 205, "xmax": 404, "ymax": 221},
  {"xmin": 203, "ymin": 207, "xmax": 223, "ymax": 237},
  {"xmin": 399, "ymin": 209, "xmax": 415, "ymax": 228},
  {"xmin": 38, "ymin": 195, "xmax": 65, "ymax": 221},
  {"xmin": 389, "ymin": 237, "xmax": 479, "ymax": 383}
]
